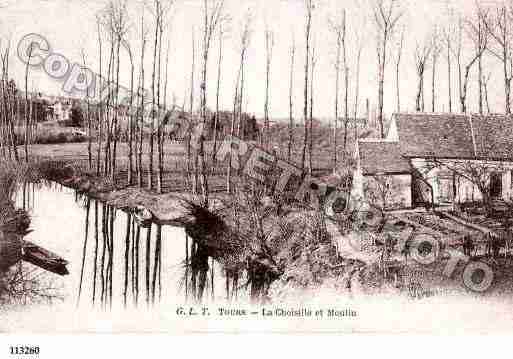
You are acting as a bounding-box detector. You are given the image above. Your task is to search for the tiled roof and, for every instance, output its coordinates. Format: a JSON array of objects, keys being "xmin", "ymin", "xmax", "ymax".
[
  {"xmin": 394, "ymin": 113, "xmax": 476, "ymax": 158},
  {"xmin": 471, "ymin": 114, "xmax": 513, "ymax": 159},
  {"xmin": 358, "ymin": 113, "xmax": 513, "ymax": 176},
  {"xmin": 358, "ymin": 141, "xmax": 411, "ymax": 175}
]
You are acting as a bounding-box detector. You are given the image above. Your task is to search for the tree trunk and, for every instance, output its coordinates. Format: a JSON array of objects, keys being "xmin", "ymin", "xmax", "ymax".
[
  {"xmin": 308, "ymin": 46, "xmax": 315, "ymax": 175},
  {"xmin": 431, "ymin": 57, "xmax": 436, "ymax": 112},
  {"xmin": 338, "ymin": 9, "xmax": 349, "ymax": 154},
  {"xmin": 506, "ymin": 77, "xmax": 511, "ymax": 115},
  {"xmin": 24, "ymin": 46, "xmax": 32, "ymax": 163},
  {"xmin": 354, "ymin": 44, "xmax": 362, "ymax": 142},
  {"xmin": 148, "ymin": 14, "xmax": 159, "ymax": 191},
  {"xmin": 112, "ymin": 34, "xmax": 122, "ymax": 183},
  {"xmin": 156, "ymin": 22, "xmax": 164, "ymax": 194},
  {"xmin": 288, "ymin": 38, "xmax": 295, "ymax": 162},
  {"xmin": 212, "ymin": 26, "xmax": 223, "ymax": 167},
  {"xmin": 447, "ymin": 39, "xmax": 452, "ymax": 113},
  {"xmin": 333, "ymin": 35, "xmax": 340, "ymax": 171},
  {"xmin": 416, "ymin": 71, "xmax": 423, "ymax": 112},
  {"xmin": 478, "ymin": 21, "xmax": 483, "ymax": 115},
  {"xmin": 378, "ymin": 31, "xmax": 387, "ymax": 138},
  {"xmin": 188, "ymin": 28, "xmax": 195, "ymax": 192},
  {"xmin": 96, "ymin": 20, "xmax": 103, "ymax": 176},
  {"xmin": 127, "ymin": 47, "xmax": 134, "ymax": 186},
  {"xmin": 395, "ymin": 58, "xmax": 400, "ymax": 113},
  {"xmin": 137, "ymin": 9, "xmax": 146, "ymax": 188},
  {"xmin": 301, "ymin": 5, "xmax": 311, "ymax": 170},
  {"xmin": 227, "ymin": 57, "xmax": 242, "ymax": 194}
]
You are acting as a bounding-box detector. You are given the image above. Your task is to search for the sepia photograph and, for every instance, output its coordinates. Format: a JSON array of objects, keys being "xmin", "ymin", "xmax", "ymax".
[{"xmin": 2, "ymin": 0, "xmax": 513, "ymax": 342}]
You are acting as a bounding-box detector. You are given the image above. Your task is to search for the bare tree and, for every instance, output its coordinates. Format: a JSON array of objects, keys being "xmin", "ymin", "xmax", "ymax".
[
  {"xmin": 483, "ymin": 3, "xmax": 513, "ymax": 114},
  {"xmin": 96, "ymin": 15, "xmax": 104, "ymax": 176},
  {"xmin": 108, "ymin": 0, "xmax": 129, "ymax": 183},
  {"xmin": 197, "ymin": 0, "xmax": 225, "ymax": 205},
  {"xmin": 287, "ymin": 34, "xmax": 295, "ymax": 162},
  {"xmin": 81, "ymin": 49, "xmax": 93, "ymax": 170},
  {"xmin": 148, "ymin": 0, "xmax": 161, "ymax": 190},
  {"xmin": 483, "ymin": 71, "xmax": 492, "ymax": 113},
  {"xmin": 155, "ymin": 0, "xmax": 175, "ymax": 194},
  {"xmin": 212, "ymin": 17, "xmax": 229, "ymax": 167},
  {"xmin": 227, "ymin": 11, "xmax": 251, "ymax": 193},
  {"xmin": 301, "ymin": 0, "xmax": 314, "ymax": 170},
  {"xmin": 454, "ymin": 9, "xmax": 488, "ymax": 113},
  {"xmin": 414, "ymin": 39, "xmax": 432, "ymax": 112},
  {"xmin": 23, "ymin": 44, "xmax": 33, "ymax": 162},
  {"xmin": 395, "ymin": 27, "xmax": 404, "ymax": 113},
  {"xmin": 0, "ymin": 42, "xmax": 18, "ymax": 162},
  {"xmin": 308, "ymin": 42, "xmax": 316, "ymax": 175},
  {"xmin": 443, "ymin": 22, "xmax": 454, "ymax": 113},
  {"xmin": 353, "ymin": 31, "xmax": 364, "ymax": 140},
  {"xmin": 328, "ymin": 10, "xmax": 344, "ymax": 170},
  {"xmin": 122, "ymin": 38, "xmax": 135, "ymax": 185},
  {"xmin": 431, "ymin": 27, "xmax": 442, "ymax": 112},
  {"xmin": 372, "ymin": 0, "xmax": 403, "ymax": 138},
  {"xmin": 264, "ymin": 25, "xmax": 274, "ymax": 150},
  {"xmin": 103, "ymin": 20, "xmax": 116, "ymax": 177},
  {"xmin": 188, "ymin": 27, "xmax": 196, "ymax": 192},
  {"xmin": 471, "ymin": 5, "xmax": 489, "ymax": 115},
  {"xmin": 341, "ymin": 11, "xmax": 349, "ymax": 153},
  {"xmin": 138, "ymin": 4, "xmax": 149, "ymax": 187}
]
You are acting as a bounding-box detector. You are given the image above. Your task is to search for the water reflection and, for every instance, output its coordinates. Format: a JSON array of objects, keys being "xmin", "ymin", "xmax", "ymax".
[{"xmin": 18, "ymin": 183, "xmax": 235, "ymax": 310}]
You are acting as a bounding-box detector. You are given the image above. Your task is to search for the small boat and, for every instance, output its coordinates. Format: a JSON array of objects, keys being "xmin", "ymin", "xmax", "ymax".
[{"xmin": 21, "ymin": 240, "xmax": 69, "ymax": 275}]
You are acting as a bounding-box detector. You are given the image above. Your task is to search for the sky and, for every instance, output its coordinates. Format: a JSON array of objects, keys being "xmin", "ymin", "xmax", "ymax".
[{"xmin": 0, "ymin": 0, "xmax": 510, "ymax": 121}]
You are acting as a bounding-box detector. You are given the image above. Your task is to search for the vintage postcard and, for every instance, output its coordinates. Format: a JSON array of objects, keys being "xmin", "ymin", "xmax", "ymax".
[{"xmin": 2, "ymin": 0, "xmax": 513, "ymax": 339}]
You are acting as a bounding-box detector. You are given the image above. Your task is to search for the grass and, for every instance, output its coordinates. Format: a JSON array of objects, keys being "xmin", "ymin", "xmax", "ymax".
[
  {"xmin": 0, "ymin": 161, "xmax": 30, "ymax": 280},
  {"xmin": 13, "ymin": 124, "xmax": 88, "ymax": 145},
  {"xmin": 0, "ymin": 159, "xmax": 65, "ymax": 305},
  {"xmin": 26, "ymin": 142, "xmax": 353, "ymax": 199}
]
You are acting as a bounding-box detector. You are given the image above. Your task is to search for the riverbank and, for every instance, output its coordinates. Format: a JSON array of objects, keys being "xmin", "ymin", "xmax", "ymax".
[{"xmin": 0, "ymin": 161, "xmax": 34, "ymax": 272}]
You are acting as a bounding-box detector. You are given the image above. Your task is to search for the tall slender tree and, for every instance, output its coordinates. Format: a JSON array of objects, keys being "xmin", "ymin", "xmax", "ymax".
[
  {"xmin": 301, "ymin": 0, "xmax": 313, "ymax": 170},
  {"xmin": 195, "ymin": 0, "xmax": 224, "ymax": 205},
  {"xmin": 264, "ymin": 25, "xmax": 274, "ymax": 150},
  {"xmin": 394, "ymin": 27, "xmax": 404, "ymax": 113},
  {"xmin": 227, "ymin": 12, "xmax": 251, "ymax": 194},
  {"xmin": 287, "ymin": 34, "xmax": 295, "ymax": 162},
  {"xmin": 431, "ymin": 28, "xmax": 442, "ymax": 112},
  {"xmin": 483, "ymin": 3, "xmax": 513, "ymax": 114},
  {"xmin": 308, "ymin": 43, "xmax": 316, "ymax": 175},
  {"xmin": 24, "ymin": 44, "xmax": 33, "ymax": 162},
  {"xmin": 329, "ymin": 9, "xmax": 343, "ymax": 171},
  {"xmin": 372, "ymin": 0, "xmax": 403, "ymax": 137},
  {"xmin": 415, "ymin": 39, "xmax": 432, "ymax": 112},
  {"xmin": 212, "ymin": 18, "xmax": 229, "ymax": 167}
]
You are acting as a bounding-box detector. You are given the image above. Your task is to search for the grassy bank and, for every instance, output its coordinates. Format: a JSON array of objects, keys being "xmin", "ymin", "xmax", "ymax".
[
  {"xmin": 0, "ymin": 161, "xmax": 33, "ymax": 304},
  {"xmin": 13, "ymin": 124, "xmax": 88, "ymax": 145}
]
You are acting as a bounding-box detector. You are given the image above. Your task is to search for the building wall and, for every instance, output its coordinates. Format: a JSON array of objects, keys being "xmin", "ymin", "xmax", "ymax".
[
  {"xmin": 411, "ymin": 158, "xmax": 513, "ymax": 204},
  {"xmin": 361, "ymin": 174, "xmax": 412, "ymax": 209},
  {"xmin": 352, "ymin": 145, "xmax": 513, "ymax": 209}
]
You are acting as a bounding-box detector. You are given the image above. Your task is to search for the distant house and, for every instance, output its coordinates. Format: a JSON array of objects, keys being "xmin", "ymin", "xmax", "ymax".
[
  {"xmin": 50, "ymin": 100, "xmax": 72, "ymax": 122},
  {"xmin": 352, "ymin": 113, "xmax": 513, "ymax": 209}
]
